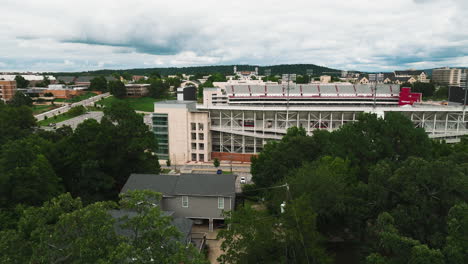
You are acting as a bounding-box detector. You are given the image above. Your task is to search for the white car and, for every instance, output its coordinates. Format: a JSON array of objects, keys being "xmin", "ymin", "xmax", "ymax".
[{"xmin": 240, "ymin": 177, "xmax": 246, "ymax": 184}]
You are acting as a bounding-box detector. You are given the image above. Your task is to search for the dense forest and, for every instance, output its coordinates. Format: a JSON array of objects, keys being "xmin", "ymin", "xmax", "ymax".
[
  {"xmin": 50, "ymin": 64, "xmax": 343, "ymax": 77},
  {"xmin": 219, "ymin": 113, "xmax": 468, "ymax": 264}
]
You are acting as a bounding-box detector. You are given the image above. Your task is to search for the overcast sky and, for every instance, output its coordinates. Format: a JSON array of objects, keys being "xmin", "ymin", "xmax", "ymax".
[{"xmin": 1, "ymin": 0, "xmax": 468, "ymax": 72}]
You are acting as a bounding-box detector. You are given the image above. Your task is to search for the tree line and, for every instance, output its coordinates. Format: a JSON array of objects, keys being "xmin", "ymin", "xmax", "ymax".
[{"xmin": 218, "ymin": 113, "xmax": 467, "ymax": 264}]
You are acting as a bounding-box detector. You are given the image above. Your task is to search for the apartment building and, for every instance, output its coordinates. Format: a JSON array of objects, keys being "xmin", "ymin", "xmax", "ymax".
[
  {"xmin": 0, "ymin": 80, "xmax": 17, "ymax": 101},
  {"xmin": 432, "ymin": 67, "xmax": 463, "ymax": 86}
]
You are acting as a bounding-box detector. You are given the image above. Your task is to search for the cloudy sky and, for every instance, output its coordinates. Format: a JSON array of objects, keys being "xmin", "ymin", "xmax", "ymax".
[{"xmin": 1, "ymin": 0, "xmax": 468, "ymax": 72}]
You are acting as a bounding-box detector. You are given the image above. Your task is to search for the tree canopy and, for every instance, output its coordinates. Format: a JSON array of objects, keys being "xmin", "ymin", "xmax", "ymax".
[
  {"xmin": 224, "ymin": 112, "xmax": 468, "ymax": 264},
  {"xmin": 0, "ymin": 190, "xmax": 207, "ymax": 263}
]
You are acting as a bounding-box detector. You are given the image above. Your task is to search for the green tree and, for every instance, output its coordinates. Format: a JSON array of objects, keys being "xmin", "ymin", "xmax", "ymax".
[
  {"xmin": 108, "ymin": 80, "xmax": 126, "ymax": 98},
  {"xmin": 67, "ymin": 105, "xmax": 86, "ymax": 117},
  {"xmin": 149, "ymin": 79, "xmax": 170, "ymax": 99},
  {"xmin": 89, "ymin": 76, "xmax": 108, "ymax": 92},
  {"xmin": 0, "ymin": 191, "xmax": 207, "ymax": 263},
  {"xmin": 0, "ymin": 103, "xmax": 36, "ymax": 145},
  {"xmin": 443, "ymin": 203, "xmax": 468, "ymax": 264},
  {"xmin": 14, "ymin": 75, "xmax": 29, "ymax": 88},
  {"xmin": 213, "ymin": 158, "xmax": 220, "ymax": 168},
  {"xmin": 9, "ymin": 91, "xmax": 32, "ymax": 107},
  {"xmin": 0, "ymin": 136, "xmax": 63, "ymax": 208}
]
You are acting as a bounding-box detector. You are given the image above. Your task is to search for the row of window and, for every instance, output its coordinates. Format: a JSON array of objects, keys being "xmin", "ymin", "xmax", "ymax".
[
  {"xmin": 191, "ymin": 143, "xmax": 204, "ymax": 150},
  {"xmin": 181, "ymin": 196, "xmax": 225, "ymax": 209},
  {"xmin": 191, "ymin": 122, "xmax": 204, "ymax": 131},
  {"xmin": 191, "ymin": 133, "xmax": 204, "ymax": 140},
  {"xmin": 192, "ymin": 153, "xmax": 205, "ymax": 161}
]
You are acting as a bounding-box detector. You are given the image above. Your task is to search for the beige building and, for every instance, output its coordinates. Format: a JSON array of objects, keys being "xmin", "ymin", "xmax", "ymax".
[
  {"xmin": 152, "ymin": 101, "xmax": 210, "ymax": 163},
  {"xmin": 320, "ymin": 75, "xmax": 331, "ymax": 83},
  {"xmin": 0, "ymin": 80, "xmax": 17, "ymax": 101},
  {"xmin": 432, "ymin": 67, "xmax": 462, "ymax": 86}
]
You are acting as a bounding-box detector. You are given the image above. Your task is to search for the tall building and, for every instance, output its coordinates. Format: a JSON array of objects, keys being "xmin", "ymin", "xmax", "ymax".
[
  {"xmin": 152, "ymin": 82, "xmax": 467, "ymax": 165},
  {"xmin": 432, "ymin": 67, "xmax": 462, "ymax": 86},
  {"xmin": 0, "ymin": 80, "xmax": 17, "ymax": 101}
]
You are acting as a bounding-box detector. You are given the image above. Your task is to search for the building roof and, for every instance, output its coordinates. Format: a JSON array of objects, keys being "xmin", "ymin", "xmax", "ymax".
[{"xmin": 121, "ymin": 173, "xmax": 236, "ymax": 197}]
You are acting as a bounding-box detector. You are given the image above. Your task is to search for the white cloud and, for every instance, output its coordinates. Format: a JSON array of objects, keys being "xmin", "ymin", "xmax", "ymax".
[{"xmin": 0, "ymin": 0, "xmax": 467, "ymax": 71}]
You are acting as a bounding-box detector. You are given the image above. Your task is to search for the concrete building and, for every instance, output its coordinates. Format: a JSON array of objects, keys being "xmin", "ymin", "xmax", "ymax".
[
  {"xmin": 121, "ymin": 173, "xmax": 236, "ymax": 231},
  {"xmin": 125, "ymin": 84, "xmax": 150, "ymax": 97},
  {"xmin": 432, "ymin": 67, "xmax": 463, "ymax": 86},
  {"xmin": 152, "ymin": 82, "xmax": 468, "ymax": 164},
  {"xmin": 0, "ymin": 80, "xmax": 17, "ymax": 101}
]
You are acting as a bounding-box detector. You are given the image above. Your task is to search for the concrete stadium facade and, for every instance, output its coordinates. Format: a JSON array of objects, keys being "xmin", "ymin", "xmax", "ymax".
[{"xmin": 153, "ymin": 83, "xmax": 468, "ymax": 164}]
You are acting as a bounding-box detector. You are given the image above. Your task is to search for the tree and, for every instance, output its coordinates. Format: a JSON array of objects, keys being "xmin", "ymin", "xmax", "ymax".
[
  {"xmin": 213, "ymin": 158, "xmax": 220, "ymax": 168},
  {"xmin": 14, "ymin": 75, "xmax": 29, "ymax": 88},
  {"xmin": 0, "ymin": 136, "xmax": 63, "ymax": 208},
  {"xmin": 149, "ymin": 79, "xmax": 170, "ymax": 99},
  {"xmin": 0, "ymin": 103, "xmax": 36, "ymax": 145},
  {"xmin": 0, "ymin": 191, "xmax": 207, "ymax": 263},
  {"xmin": 108, "ymin": 80, "xmax": 126, "ymax": 98},
  {"xmin": 9, "ymin": 91, "xmax": 32, "ymax": 107},
  {"xmin": 89, "ymin": 76, "xmax": 108, "ymax": 92},
  {"xmin": 443, "ymin": 203, "xmax": 468, "ymax": 264},
  {"xmin": 67, "ymin": 105, "xmax": 86, "ymax": 117},
  {"xmin": 218, "ymin": 200, "xmax": 332, "ymax": 264}
]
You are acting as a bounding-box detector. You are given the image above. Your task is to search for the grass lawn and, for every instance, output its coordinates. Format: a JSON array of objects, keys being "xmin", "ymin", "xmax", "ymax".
[
  {"xmin": 96, "ymin": 96, "xmax": 175, "ymax": 112},
  {"xmin": 32, "ymin": 105, "xmax": 59, "ymax": 115},
  {"xmin": 64, "ymin": 92, "xmax": 98, "ymax": 103},
  {"xmin": 38, "ymin": 112, "xmax": 77, "ymax": 126}
]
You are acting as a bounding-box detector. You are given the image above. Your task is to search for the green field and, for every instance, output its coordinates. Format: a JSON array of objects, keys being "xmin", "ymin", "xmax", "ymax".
[
  {"xmin": 96, "ymin": 96, "xmax": 172, "ymax": 112},
  {"xmin": 32, "ymin": 105, "xmax": 59, "ymax": 115},
  {"xmin": 63, "ymin": 92, "xmax": 98, "ymax": 103}
]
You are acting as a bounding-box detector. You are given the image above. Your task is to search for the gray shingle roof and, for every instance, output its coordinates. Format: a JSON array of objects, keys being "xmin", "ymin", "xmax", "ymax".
[
  {"xmin": 121, "ymin": 173, "xmax": 236, "ymax": 197},
  {"xmin": 174, "ymin": 173, "xmax": 236, "ymax": 196},
  {"xmin": 121, "ymin": 174, "xmax": 178, "ymax": 195}
]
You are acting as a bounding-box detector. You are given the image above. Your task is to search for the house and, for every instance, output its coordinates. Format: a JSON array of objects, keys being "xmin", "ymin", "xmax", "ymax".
[
  {"xmin": 121, "ymin": 173, "xmax": 236, "ymax": 231},
  {"xmin": 358, "ymin": 76, "xmax": 369, "ymax": 84}
]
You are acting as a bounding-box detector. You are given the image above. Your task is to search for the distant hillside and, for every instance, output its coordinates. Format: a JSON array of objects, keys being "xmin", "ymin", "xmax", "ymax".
[{"xmin": 51, "ymin": 64, "xmax": 343, "ymax": 77}]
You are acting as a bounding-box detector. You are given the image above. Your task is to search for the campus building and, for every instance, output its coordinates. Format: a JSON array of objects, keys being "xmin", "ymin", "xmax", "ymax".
[
  {"xmin": 152, "ymin": 83, "xmax": 468, "ymax": 164},
  {"xmin": 0, "ymin": 80, "xmax": 17, "ymax": 101},
  {"xmin": 432, "ymin": 67, "xmax": 465, "ymax": 86}
]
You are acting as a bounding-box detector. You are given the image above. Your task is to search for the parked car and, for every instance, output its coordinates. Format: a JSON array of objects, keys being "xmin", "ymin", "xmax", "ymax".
[{"xmin": 240, "ymin": 177, "xmax": 246, "ymax": 184}]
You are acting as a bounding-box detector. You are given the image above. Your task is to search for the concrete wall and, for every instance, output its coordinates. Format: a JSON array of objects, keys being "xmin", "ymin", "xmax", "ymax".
[
  {"xmin": 154, "ymin": 102, "xmax": 210, "ymax": 164},
  {"xmin": 162, "ymin": 195, "xmax": 233, "ymax": 219}
]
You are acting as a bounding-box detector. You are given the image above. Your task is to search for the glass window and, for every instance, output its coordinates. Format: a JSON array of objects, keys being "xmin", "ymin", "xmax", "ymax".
[
  {"xmin": 199, "ymin": 133, "xmax": 204, "ymax": 140},
  {"xmin": 218, "ymin": 197, "xmax": 224, "ymax": 209},
  {"xmin": 199, "ymin": 143, "xmax": 204, "ymax": 150},
  {"xmin": 191, "ymin": 143, "xmax": 196, "ymax": 150},
  {"xmin": 191, "ymin": 133, "xmax": 196, "ymax": 140},
  {"xmin": 191, "ymin": 123, "xmax": 196, "ymax": 130},
  {"xmin": 199, "ymin": 154, "xmax": 204, "ymax": 161},
  {"xmin": 182, "ymin": 196, "xmax": 188, "ymax": 208},
  {"xmin": 192, "ymin": 154, "xmax": 197, "ymax": 161},
  {"xmin": 199, "ymin": 123, "xmax": 204, "ymax": 131}
]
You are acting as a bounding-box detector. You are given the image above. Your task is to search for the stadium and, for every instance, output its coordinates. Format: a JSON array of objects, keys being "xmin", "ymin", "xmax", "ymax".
[{"xmin": 153, "ymin": 83, "xmax": 467, "ymax": 164}]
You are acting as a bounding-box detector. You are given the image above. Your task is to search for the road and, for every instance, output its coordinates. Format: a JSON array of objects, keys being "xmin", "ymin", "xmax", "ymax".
[
  {"xmin": 35, "ymin": 93, "xmax": 110, "ymax": 121},
  {"xmin": 43, "ymin": 111, "xmax": 104, "ymax": 130}
]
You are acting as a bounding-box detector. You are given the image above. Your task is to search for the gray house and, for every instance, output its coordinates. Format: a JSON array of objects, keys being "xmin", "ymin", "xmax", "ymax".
[{"xmin": 121, "ymin": 173, "xmax": 236, "ymax": 231}]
